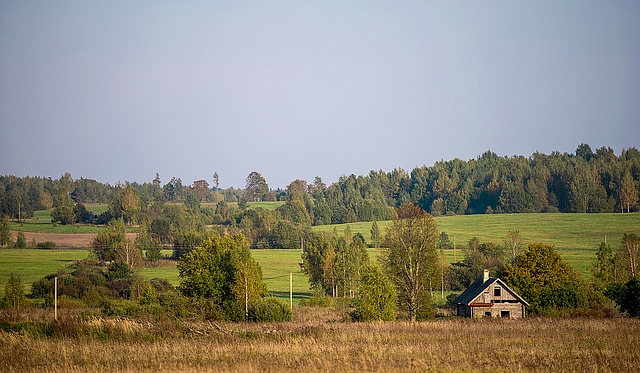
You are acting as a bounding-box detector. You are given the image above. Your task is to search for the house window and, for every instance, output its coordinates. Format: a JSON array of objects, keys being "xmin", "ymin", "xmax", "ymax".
[
  {"xmin": 493, "ymin": 286, "xmax": 501, "ymax": 297},
  {"xmin": 501, "ymin": 311, "xmax": 510, "ymax": 318},
  {"xmin": 485, "ymin": 312, "xmax": 492, "ymax": 317}
]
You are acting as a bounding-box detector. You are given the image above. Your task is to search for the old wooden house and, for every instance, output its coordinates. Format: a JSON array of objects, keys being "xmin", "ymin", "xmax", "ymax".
[{"xmin": 454, "ymin": 270, "xmax": 529, "ymax": 319}]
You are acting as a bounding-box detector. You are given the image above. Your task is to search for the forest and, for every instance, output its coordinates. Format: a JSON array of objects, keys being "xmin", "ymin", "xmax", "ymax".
[{"xmin": 2, "ymin": 144, "xmax": 638, "ymax": 223}]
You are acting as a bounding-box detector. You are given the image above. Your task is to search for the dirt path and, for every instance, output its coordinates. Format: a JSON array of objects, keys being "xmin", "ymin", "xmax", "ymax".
[{"xmin": 11, "ymin": 231, "xmax": 137, "ymax": 248}]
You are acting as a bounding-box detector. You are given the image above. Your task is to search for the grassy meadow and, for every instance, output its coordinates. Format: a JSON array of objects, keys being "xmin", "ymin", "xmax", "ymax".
[
  {"xmin": 1, "ymin": 310, "xmax": 638, "ymax": 372},
  {"xmin": 314, "ymin": 212, "xmax": 640, "ymax": 275},
  {"xmin": 2, "ymin": 212, "xmax": 639, "ymax": 298},
  {"xmin": 0, "ymin": 249, "xmax": 89, "ymax": 296}
]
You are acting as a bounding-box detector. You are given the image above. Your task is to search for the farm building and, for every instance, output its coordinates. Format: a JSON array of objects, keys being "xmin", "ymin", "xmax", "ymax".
[{"xmin": 454, "ymin": 270, "xmax": 529, "ymax": 319}]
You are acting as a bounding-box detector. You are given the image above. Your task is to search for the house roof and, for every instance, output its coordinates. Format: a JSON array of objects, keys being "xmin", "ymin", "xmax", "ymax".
[{"xmin": 454, "ymin": 276, "xmax": 529, "ymax": 306}]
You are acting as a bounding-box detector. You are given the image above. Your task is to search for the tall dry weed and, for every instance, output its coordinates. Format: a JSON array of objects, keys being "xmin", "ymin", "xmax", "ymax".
[{"xmin": 1, "ymin": 310, "xmax": 638, "ymax": 372}]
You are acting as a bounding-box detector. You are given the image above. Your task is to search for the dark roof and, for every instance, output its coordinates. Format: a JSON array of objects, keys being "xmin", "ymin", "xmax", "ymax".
[{"xmin": 454, "ymin": 276, "xmax": 529, "ymax": 306}]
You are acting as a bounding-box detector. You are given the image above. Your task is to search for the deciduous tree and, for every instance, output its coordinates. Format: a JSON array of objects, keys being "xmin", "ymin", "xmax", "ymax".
[
  {"xmin": 351, "ymin": 265, "xmax": 397, "ymax": 321},
  {"xmin": 592, "ymin": 240, "xmax": 627, "ymax": 287},
  {"xmin": 504, "ymin": 230, "xmax": 524, "ymax": 263},
  {"xmin": 381, "ymin": 204, "xmax": 440, "ymax": 321},
  {"xmin": 505, "ymin": 242, "xmax": 586, "ymax": 314},
  {"xmin": 245, "ymin": 172, "xmax": 269, "ymax": 202},
  {"xmin": 50, "ymin": 187, "xmax": 75, "ymax": 225},
  {"xmin": 621, "ymin": 233, "xmax": 640, "ymax": 278},
  {"xmin": 0, "ymin": 217, "xmax": 11, "ymax": 247},
  {"xmin": 619, "ymin": 170, "xmax": 638, "ymax": 213},
  {"xmin": 370, "ymin": 221, "xmax": 380, "ymax": 249},
  {"xmin": 91, "ymin": 218, "xmax": 127, "ymax": 262},
  {"xmin": 4, "ymin": 273, "xmax": 25, "ymax": 309},
  {"xmin": 178, "ymin": 233, "xmax": 268, "ymax": 320}
]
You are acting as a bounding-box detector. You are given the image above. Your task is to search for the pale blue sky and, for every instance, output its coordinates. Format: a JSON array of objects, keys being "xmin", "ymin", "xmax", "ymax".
[{"xmin": 1, "ymin": 1, "xmax": 639, "ymax": 188}]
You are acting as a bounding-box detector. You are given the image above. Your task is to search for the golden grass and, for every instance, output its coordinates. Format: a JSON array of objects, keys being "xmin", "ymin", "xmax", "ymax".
[{"xmin": 1, "ymin": 308, "xmax": 638, "ymax": 372}]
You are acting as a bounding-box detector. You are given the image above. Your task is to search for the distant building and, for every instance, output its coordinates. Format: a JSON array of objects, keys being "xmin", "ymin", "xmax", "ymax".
[{"xmin": 454, "ymin": 270, "xmax": 529, "ymax": 318}]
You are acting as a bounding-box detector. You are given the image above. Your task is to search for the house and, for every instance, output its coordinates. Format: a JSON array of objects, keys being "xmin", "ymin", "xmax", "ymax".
[{"xmin": 454, "ymin": 270, "xmax": 529, "ymax": 319}]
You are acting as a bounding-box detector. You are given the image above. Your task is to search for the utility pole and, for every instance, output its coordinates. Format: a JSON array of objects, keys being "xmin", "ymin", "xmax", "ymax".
[
  {"xmin": 54, "ymin": 277, "xmax": 58, "ymax": 321},
  {"xmin": 290, "ymin": 273, "xmax": 293, "ymax": 309},
  {"xmin": 441, "ymin": 250, "xmax": 445, "ymax": 299},
  {"xmin": 245, "ymin": 276, "xmax": 248, "ymax": 321}
]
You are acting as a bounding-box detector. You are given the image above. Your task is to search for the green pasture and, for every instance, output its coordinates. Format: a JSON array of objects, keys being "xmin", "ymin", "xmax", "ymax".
[
  {"xmin": 9, "ymin": 204, "xmax": 132, "ymax": 233},
  {"xmin": 314, "ymin": 213, "xmax": 640, "ymax": 275},
  {"xmin": 2, "ymin": 213, "xmax": 639, "ymax": 301},
  {"xmin": 0, "ymin": 249, "xmax": 90, "ymax": 296},
  {"xmin": 247, "ymin": 201, "xmax": 286, "ymax": 210}
]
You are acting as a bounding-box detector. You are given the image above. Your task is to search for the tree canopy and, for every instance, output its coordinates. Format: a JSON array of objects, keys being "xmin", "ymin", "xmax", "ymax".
[
  {"xmin": 381, "ymin": 204, "xmax": 440, "ymax": 321},
  {"xmin": 177, "ymin": 233, "xmax": 268, "ymax": 321}
]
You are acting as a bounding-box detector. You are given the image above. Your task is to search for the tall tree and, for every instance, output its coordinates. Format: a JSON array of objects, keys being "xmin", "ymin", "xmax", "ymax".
[
  {"xmin": 381, "ymin": 204, "xmax": 440, "ymax": 321},
  {"xmin": 0, "ymin": 217, "xmax": 11, "ymax": 247},
  {"xmin": 619, "ymin": 169, "xmax": 638, "ymax": 213},
  {"xmin": 212, "ymin": 172, "xmax": 220, "ymax": 189},
  {"xmin": 504, "ymin": 230, "xmax": 524, "ymax": 263},
  {"xmin": 50, "ymin": 187, "xmax": 75, "ymax": 225},
  {"xmin": 3, "ymin": 273, "xmax": 25, "ymax": 309},
  {"xmin": 245, "ymin": 172, "xmax": 269, "ymax": 202},
  {"xmin": 370, "ymin": 221, "xmax": 380, "ymax": 249},
  {"xmin": 91, "ymin": 218, "xmax": 127, "ymax": 262},
  {"xmin": 109, "ymin": 183, "xmax": 141, "ymax": 225},
  {"xmin": 621, "ymin": 233, "xmax": 640, "ymax": 278},
  {"xmin": 189, "ymin": 180, "xmax": 210, "ymax": 201},
  {"xmin": 300, "ymin": 232, "xmax": 332, "ymax": 293},
  {"xmin": 591, "ymin": 240, "xmax": 627, "ymax": 287}
]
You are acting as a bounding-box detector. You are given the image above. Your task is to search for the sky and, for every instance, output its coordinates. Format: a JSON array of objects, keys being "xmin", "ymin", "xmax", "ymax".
[{"xmin": 1, "ymin": 1, "xmax": 639, "ymax": 189}]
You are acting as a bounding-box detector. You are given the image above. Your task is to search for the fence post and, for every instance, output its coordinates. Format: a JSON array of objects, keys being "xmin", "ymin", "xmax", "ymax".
[{"xmin": 54, "ymin": 276, "xmax": 58, "ymax": 321}]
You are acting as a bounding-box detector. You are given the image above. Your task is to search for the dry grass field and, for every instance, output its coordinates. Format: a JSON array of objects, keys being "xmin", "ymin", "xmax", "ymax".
[{"xmin": 1, "ymin": 307, "xmax": 639, "ymax": 372}]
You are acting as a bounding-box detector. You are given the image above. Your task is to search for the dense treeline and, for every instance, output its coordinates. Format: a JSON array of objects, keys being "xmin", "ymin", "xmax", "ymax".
[{"xmin": 2, "ymin": 144, "xmax": 639, "ymax": 226}]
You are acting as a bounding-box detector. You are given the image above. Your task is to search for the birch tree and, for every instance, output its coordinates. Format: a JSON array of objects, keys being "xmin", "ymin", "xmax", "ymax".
[{"xmin": 381, "ymin": 204, "xmax": 440, "ymax": 321}]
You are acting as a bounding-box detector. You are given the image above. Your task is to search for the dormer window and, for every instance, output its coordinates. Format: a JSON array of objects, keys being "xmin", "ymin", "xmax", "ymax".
[{"xmin": 493, "ymin": 286, "xmax": 501, "ymax": 297}]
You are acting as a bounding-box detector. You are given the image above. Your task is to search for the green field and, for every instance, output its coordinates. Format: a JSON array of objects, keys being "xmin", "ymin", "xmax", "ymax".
[
  {"xmin": 9, "ymin": 205, "xmax": 131, "ymax": 233},
  {"xmin": 0, "ymin": 249, "xmax": 90, "ymax": 296},
  {"xmin": 2, "ymin": 213, "xmax": 639, "ymax": 300},
  {"xmin": 314, "ymin": 213, "xmax": 640, "ymax": 275}
]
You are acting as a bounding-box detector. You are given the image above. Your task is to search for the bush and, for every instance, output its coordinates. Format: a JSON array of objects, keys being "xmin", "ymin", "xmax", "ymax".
[
  {"xmin": 248, "ymin": 297, "xmax": 293, "ymax": 322},
  {"xmin": 37, "ymin": 241, "xmax": 57, "ymax": 249},
  {"xmin": 308, "ymin": 290, "xmax": 334, "ymax": 307},
  {"xmin": 350, "ymin": 265, "xmax": 397, "ymax": 322},
  {"xmin": 102, "ymin": 300, "xmax": 143, "ymax": 317},
  {"xmin": 150, "ymin": 278, "xmax": 174, "ymax": 293}
]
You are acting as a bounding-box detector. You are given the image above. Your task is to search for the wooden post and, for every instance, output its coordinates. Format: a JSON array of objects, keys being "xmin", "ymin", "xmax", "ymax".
[
  {"xmin": 290, "ymin": 273, "xmax": 293, "ymax": 309},
  {"xmin": 54, "ymin": 276, "xmax": 58, "ymax": 321},
  {"xmin": 441, "ymin": 251, "xmax": 445, "ymax": 299},
  {"xmin": 245, "ymin": 276, "xmax": 248, "ymax": 321}
]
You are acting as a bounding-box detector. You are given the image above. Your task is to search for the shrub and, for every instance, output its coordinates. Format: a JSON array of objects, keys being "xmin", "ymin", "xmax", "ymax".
[
  {"xmin": 308, "ymin": 289, "xmax": 334, "ymax": 307},
  {"xmin": 351, "ymin": 265, "xmax": 397, "ymax": 322},
  {"xmin": 150, "ymin": 278, "xmax": 174, "ymax": 293},
  {"xmin": 102, "ymin": 300, "xmax": 143, "ymax": 317},
  {"xmin": 57, "ymin": 295, "xmax": 84, "ymax": 309},
  {"xmin": 82, "ymin": 289, "xmax": 103, "ymax": 307},
  {"xmin": 37, "ymin": 241, "xmax": 57, "ymax": 249},
  {"xmin": 248, "ymin": 297, "xmax": 293, "ymax": 322}
]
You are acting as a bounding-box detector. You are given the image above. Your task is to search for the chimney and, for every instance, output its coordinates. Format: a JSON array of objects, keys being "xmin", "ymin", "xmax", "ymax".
[{"xmin": 483, "ymin": 269, "xmax": 490, "ymax": 283}]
